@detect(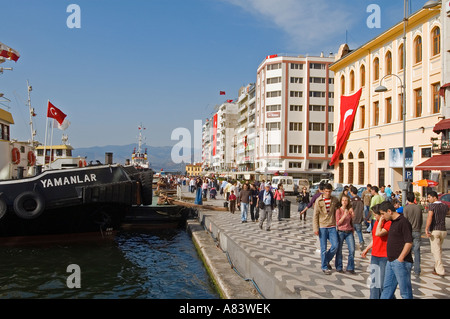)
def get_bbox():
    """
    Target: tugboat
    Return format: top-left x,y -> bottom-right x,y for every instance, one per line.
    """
0,93 -> 153,239
130,124 -> 149,170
